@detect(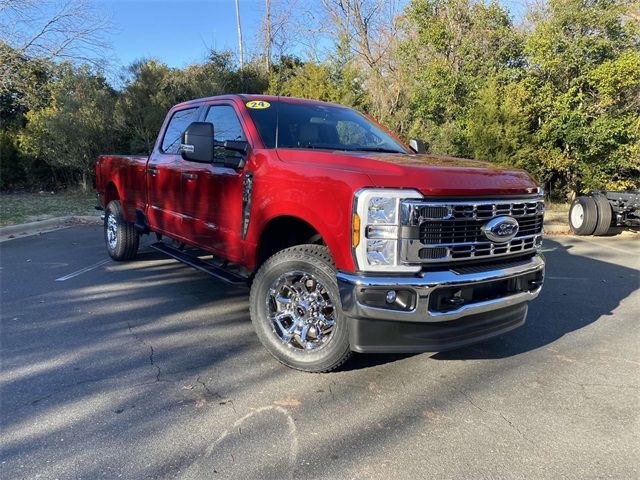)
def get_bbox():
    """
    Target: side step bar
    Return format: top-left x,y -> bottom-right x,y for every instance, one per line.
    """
150,242 -> 247,287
